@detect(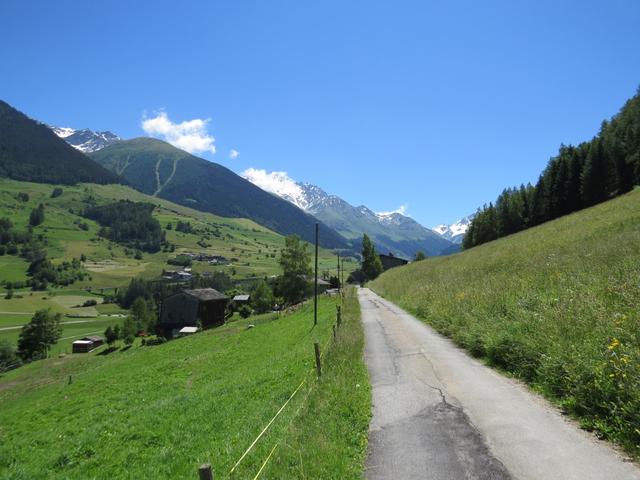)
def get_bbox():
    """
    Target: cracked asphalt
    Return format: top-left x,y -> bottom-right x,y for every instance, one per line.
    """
360,288 -> 640,480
